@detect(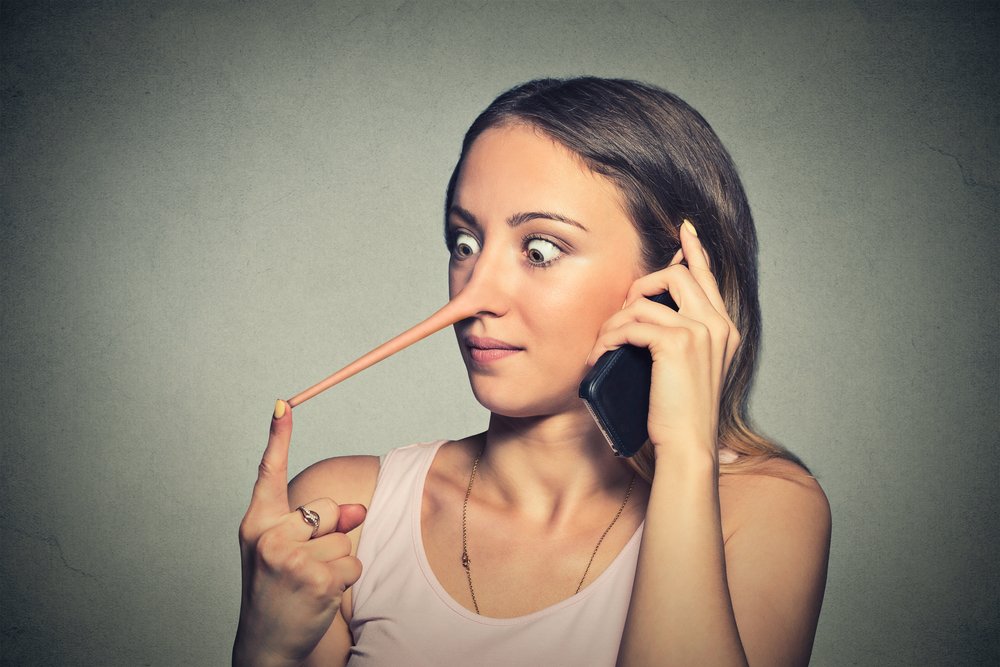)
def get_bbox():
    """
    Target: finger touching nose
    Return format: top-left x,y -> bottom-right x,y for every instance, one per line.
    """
250,399 -> 293,514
